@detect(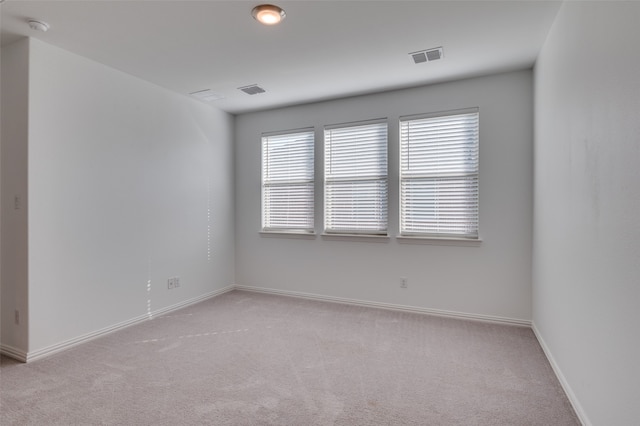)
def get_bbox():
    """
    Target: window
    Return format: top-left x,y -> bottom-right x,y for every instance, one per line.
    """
400,109 -> 479,238
262,129 -> 315,233
324,120 -> 388,234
